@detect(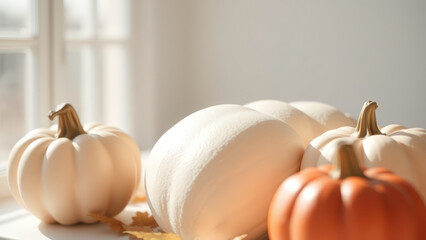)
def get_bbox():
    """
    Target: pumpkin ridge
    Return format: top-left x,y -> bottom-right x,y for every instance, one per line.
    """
368,176 -> 424,239
371,174 -> 426,237
289,172 -> 331,238
94,134 -> 119,217
312,129 -> 352,149
178,119 -> 302,239
389,131 -> 423,161
339,177 -> 389,239
71,138 -> 87,223
382,133 -> 424,200
8,134 -> 53,207
19,138 -> 56,223
390,128 -> 426,139
162,106 -> 276,235
72,134 -> 114,223
291,177 -> 343,240
162,106 -> 253,229
110,131 -> 142,194
268,169 -> 326,239
95,132 -> 139,217
42,138 -> 79,225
